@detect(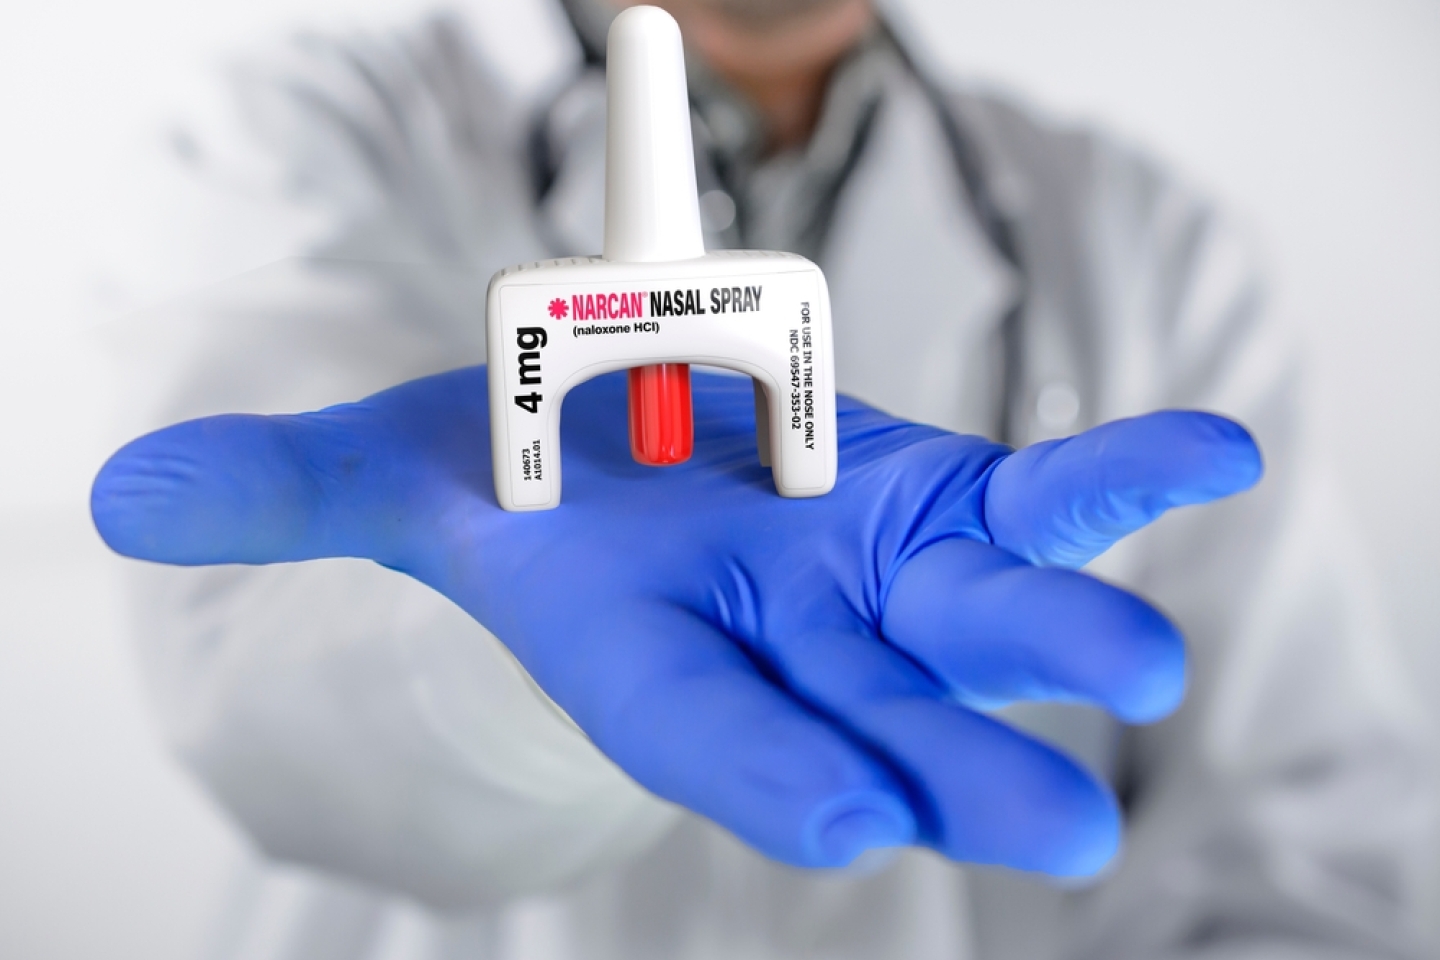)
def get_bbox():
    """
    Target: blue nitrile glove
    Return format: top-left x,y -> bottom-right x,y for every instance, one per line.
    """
92,367 -> 1261,876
